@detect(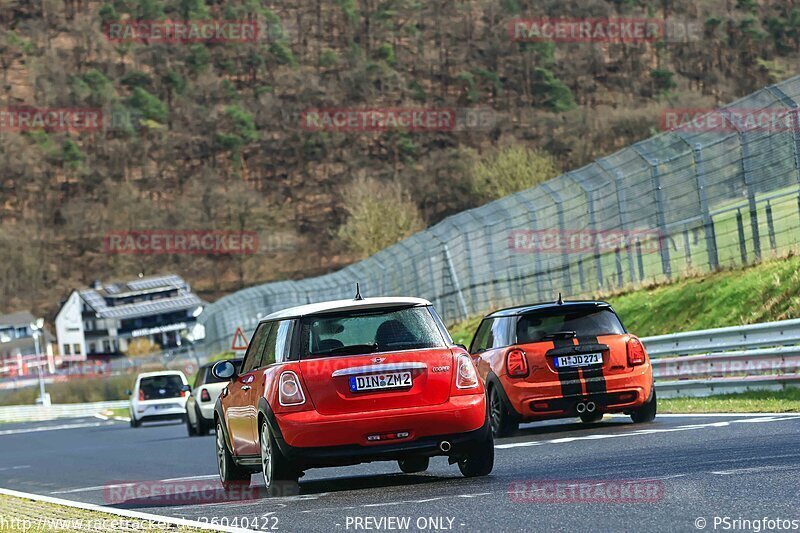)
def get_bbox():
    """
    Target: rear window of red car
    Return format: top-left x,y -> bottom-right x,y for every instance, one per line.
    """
515,308 -> 625,343
298,306 -> 447,359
